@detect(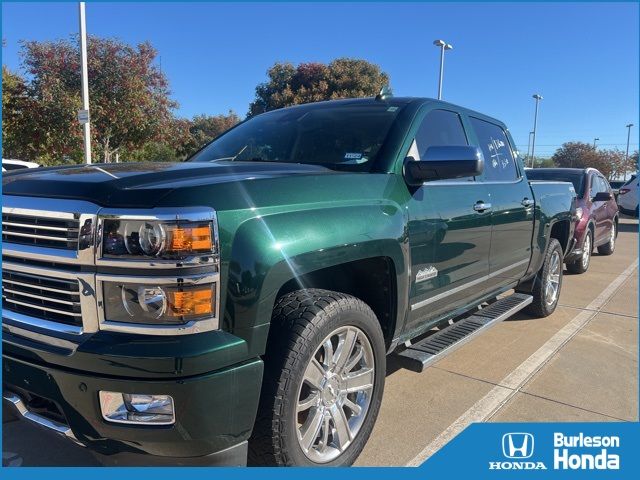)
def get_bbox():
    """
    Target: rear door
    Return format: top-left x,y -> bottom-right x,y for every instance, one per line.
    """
591,174 -> 614,244
405,108 -> 492,332
467,116 -> 534,291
